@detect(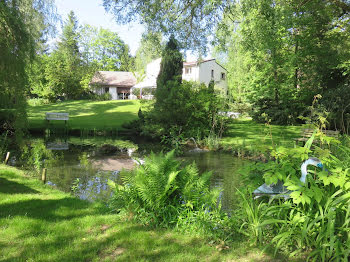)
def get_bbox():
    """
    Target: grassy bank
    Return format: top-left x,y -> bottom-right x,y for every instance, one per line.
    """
0,165 -> 281,262
220,118 -> 303,152
27,100 -> 140,131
